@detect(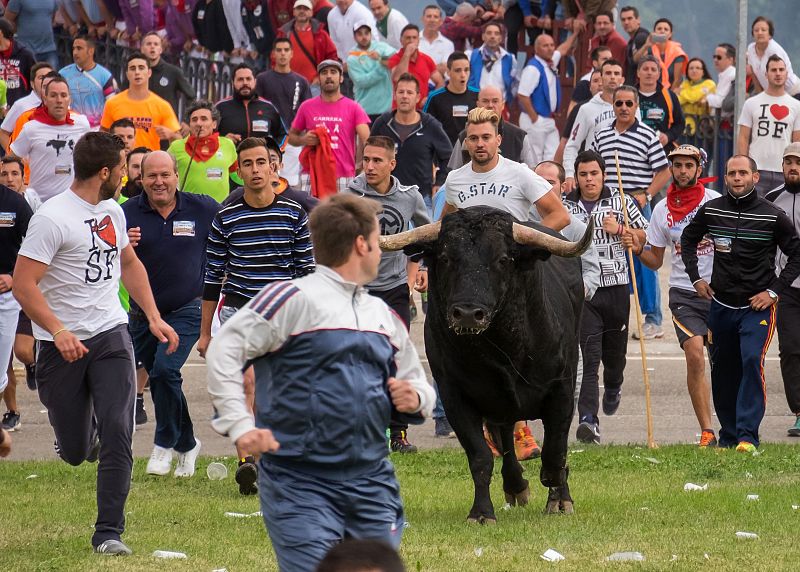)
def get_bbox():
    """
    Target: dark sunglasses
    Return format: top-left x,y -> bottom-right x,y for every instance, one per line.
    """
614,100 -> 635,108
712,55 -> 724,60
